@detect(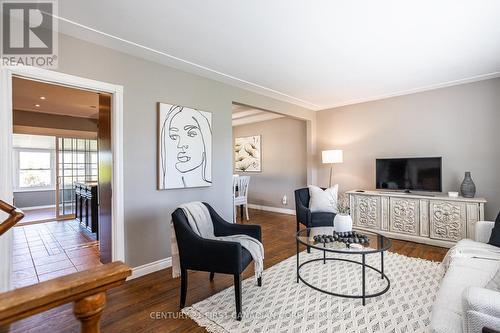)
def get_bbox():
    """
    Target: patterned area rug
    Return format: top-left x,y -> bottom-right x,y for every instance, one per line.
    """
183,250 -> 444,333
